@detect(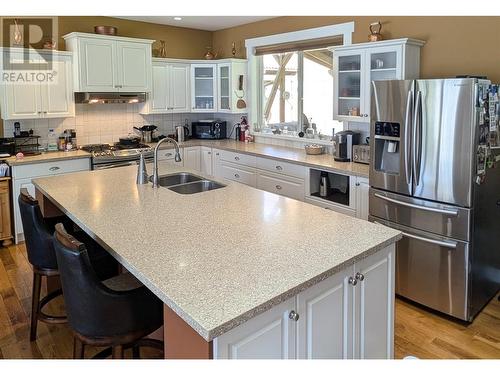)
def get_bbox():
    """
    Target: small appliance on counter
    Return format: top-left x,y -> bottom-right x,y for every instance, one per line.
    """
353,138 -> 370,164
192,120 -> 227,140
175,125 -> 190,142
133,125 -> 157,143
332,130 -> 360,162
